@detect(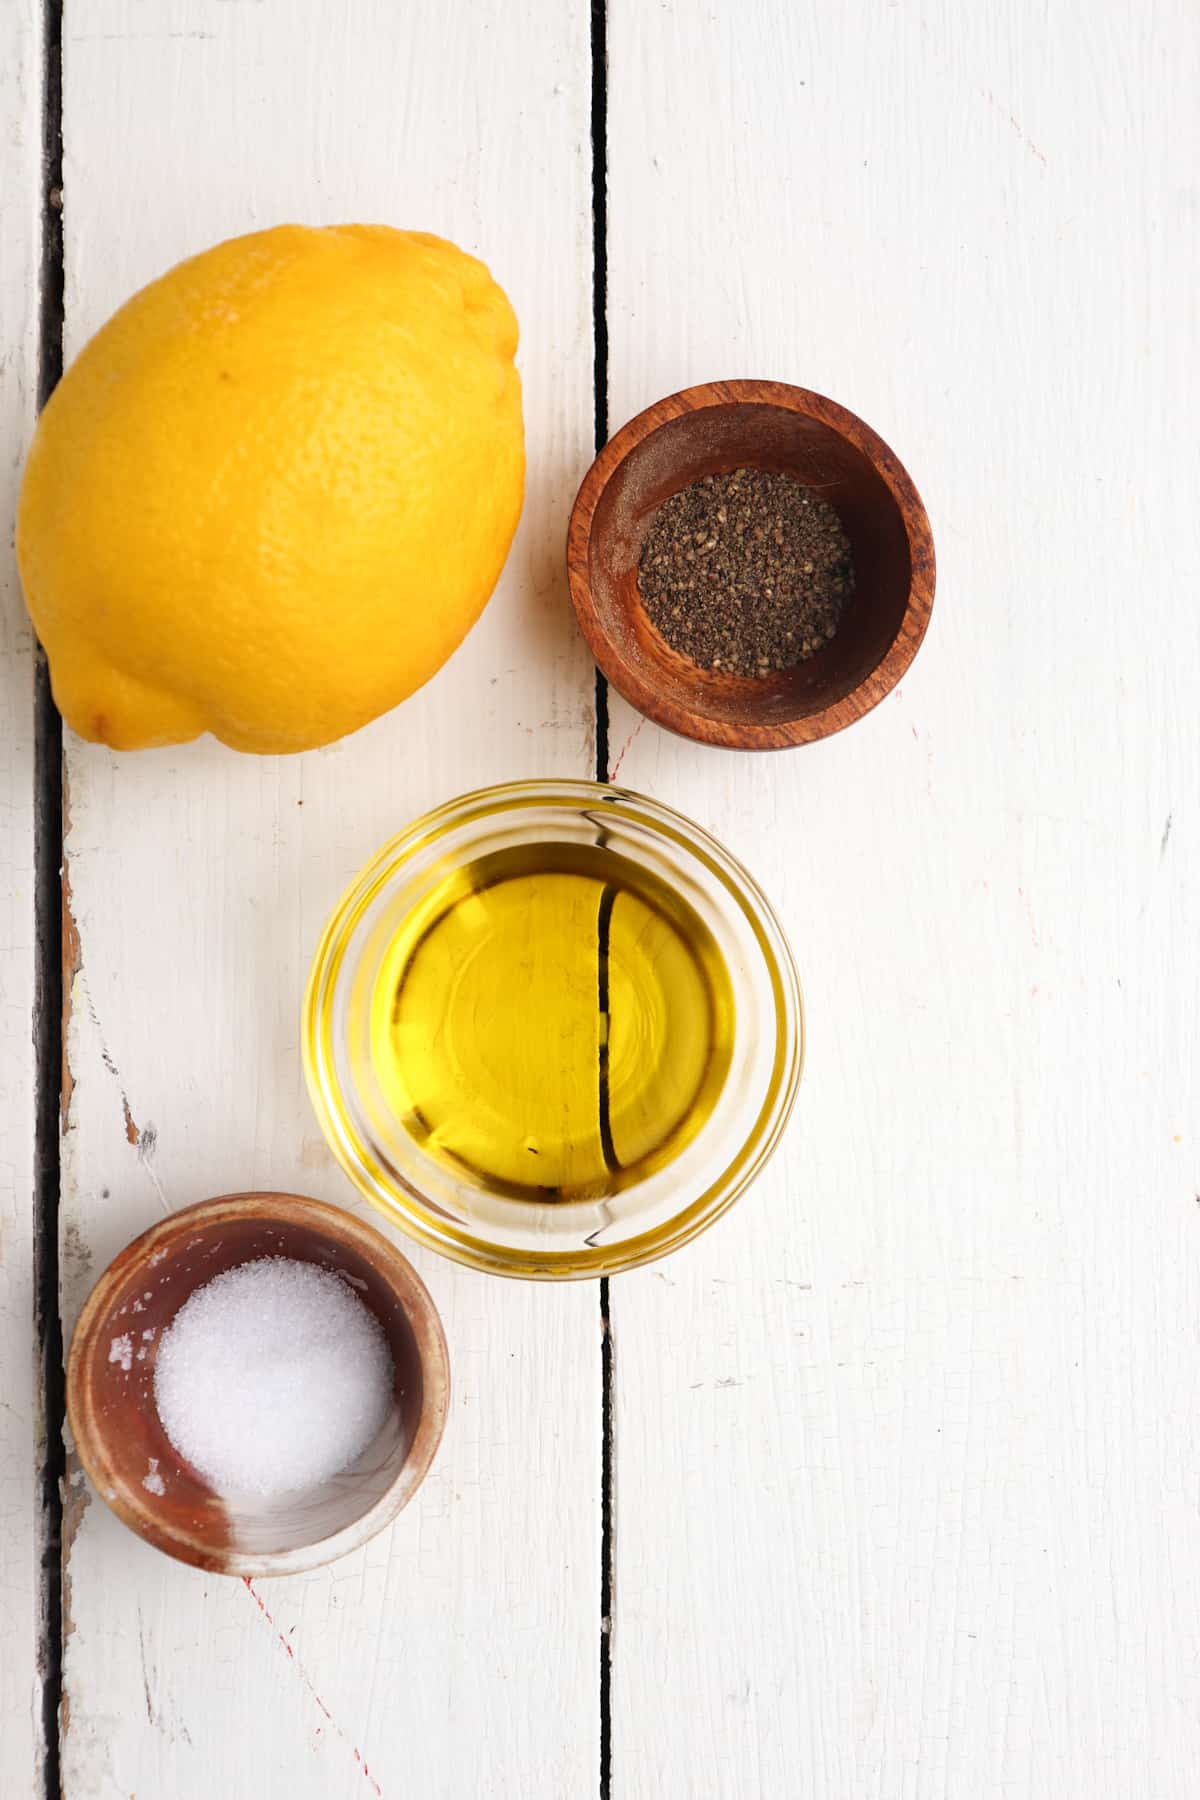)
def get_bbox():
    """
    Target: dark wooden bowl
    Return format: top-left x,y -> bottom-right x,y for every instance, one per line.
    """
66,1192 -> 450,1576
566,380 -> 935,750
